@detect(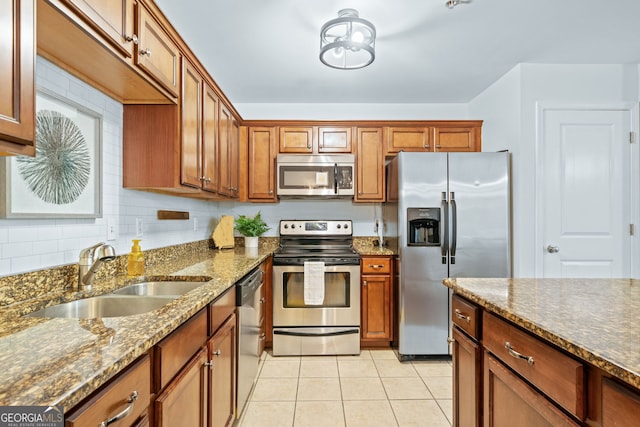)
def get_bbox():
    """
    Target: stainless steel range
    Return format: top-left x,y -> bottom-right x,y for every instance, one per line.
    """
272,220 -> 361,356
